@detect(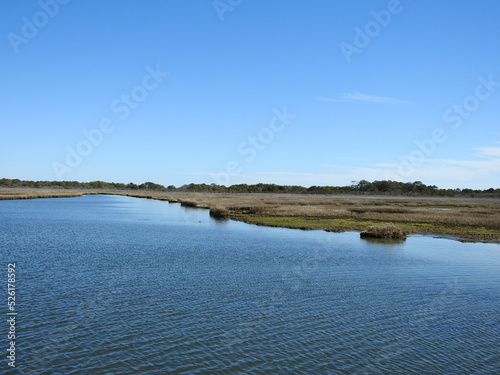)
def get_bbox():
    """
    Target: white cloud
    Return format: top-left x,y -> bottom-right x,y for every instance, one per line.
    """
259,171 -> 348,186
317,92 -> 407,104
374,162 -> 399,168
263,171 -> 344,179
356,143 -> 500,188
442,158 -> 500,172
196,143 -> 500,189
473,145 -> 500,158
